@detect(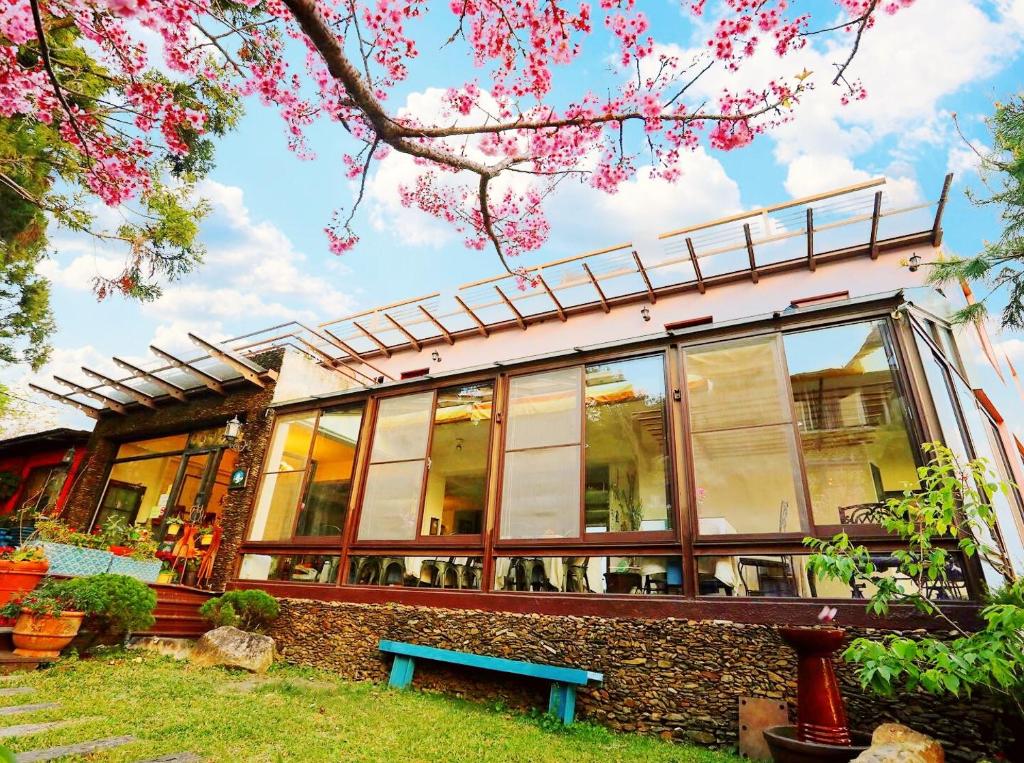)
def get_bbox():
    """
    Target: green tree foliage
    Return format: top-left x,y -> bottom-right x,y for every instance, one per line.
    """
930,96 -> 1024,328
805,443 -> 1023,721
0,18 -> 241,376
